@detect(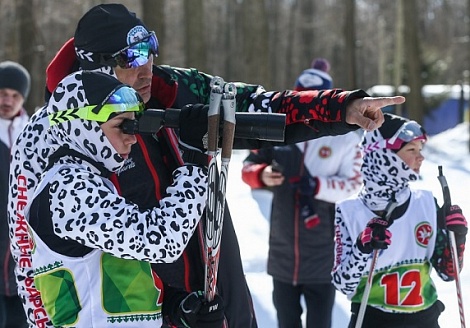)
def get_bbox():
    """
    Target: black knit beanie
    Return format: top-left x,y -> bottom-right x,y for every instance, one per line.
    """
0,61 -> 31,99
74,3 -> 151,70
